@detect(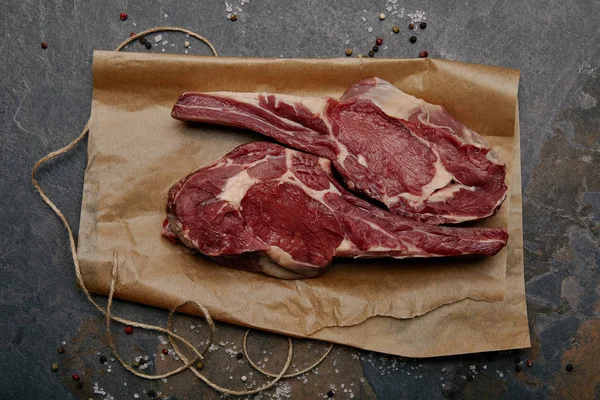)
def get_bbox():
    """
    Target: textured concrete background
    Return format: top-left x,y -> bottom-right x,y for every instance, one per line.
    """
1,0 -> 599,399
